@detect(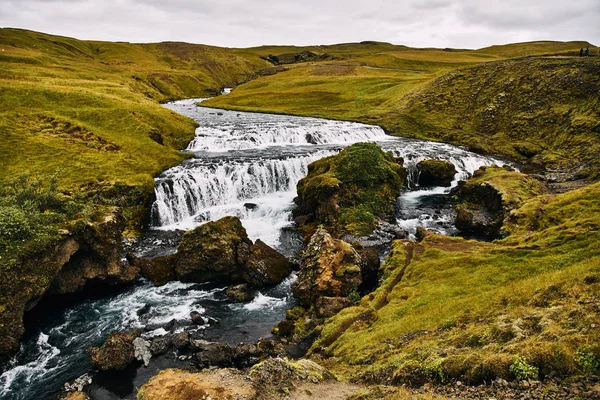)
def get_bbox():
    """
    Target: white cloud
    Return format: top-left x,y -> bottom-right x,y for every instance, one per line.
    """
0,0 -> 598,48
